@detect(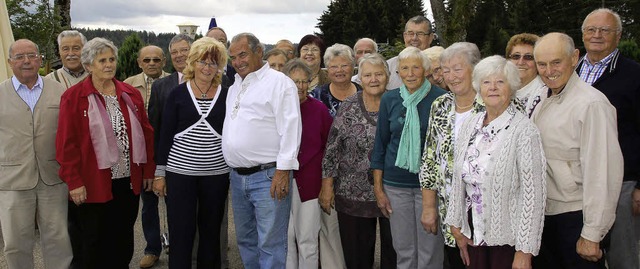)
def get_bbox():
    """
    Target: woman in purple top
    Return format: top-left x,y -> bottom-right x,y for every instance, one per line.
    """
282,59 -> 333,268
